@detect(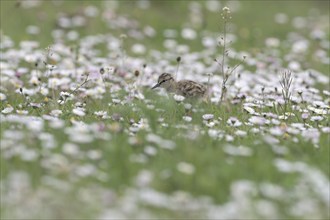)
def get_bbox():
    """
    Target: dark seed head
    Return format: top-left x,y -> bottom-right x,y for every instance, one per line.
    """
100,68 -> 105,75
176,56 -> 181,62
134,70 -> 140,77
